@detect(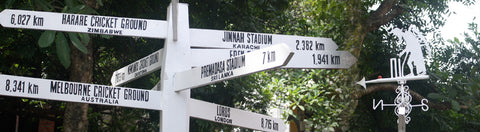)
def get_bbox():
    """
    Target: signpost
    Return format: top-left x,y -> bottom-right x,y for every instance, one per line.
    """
189,99 -> 286,132
191,48 -> 357,69
174,43 -> 294,91
158,3 -> 191,132
0,9 -> 168,39
189,28 -> 357,69
0,1 -> 360,131
0,74 -> 162,110
111,49 -> 163,86
190,28 -> 338,51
